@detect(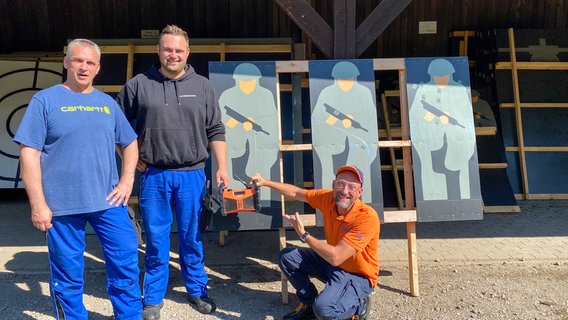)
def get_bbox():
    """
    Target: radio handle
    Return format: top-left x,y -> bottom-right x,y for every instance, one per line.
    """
252,179 -> 261,212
